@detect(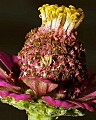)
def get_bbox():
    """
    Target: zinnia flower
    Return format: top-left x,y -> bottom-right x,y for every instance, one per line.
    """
0,4 -> 96,120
